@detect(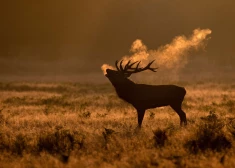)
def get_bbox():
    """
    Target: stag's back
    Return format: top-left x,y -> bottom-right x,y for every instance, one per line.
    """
129,84 -> 186,109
